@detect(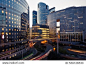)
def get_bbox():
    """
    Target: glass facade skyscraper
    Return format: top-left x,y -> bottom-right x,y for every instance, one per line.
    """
47,6 -> 86,40
0,0 -> 30,60
33,11 -> 37,25
37,2 -> 49,25
0,0 -> 29,43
